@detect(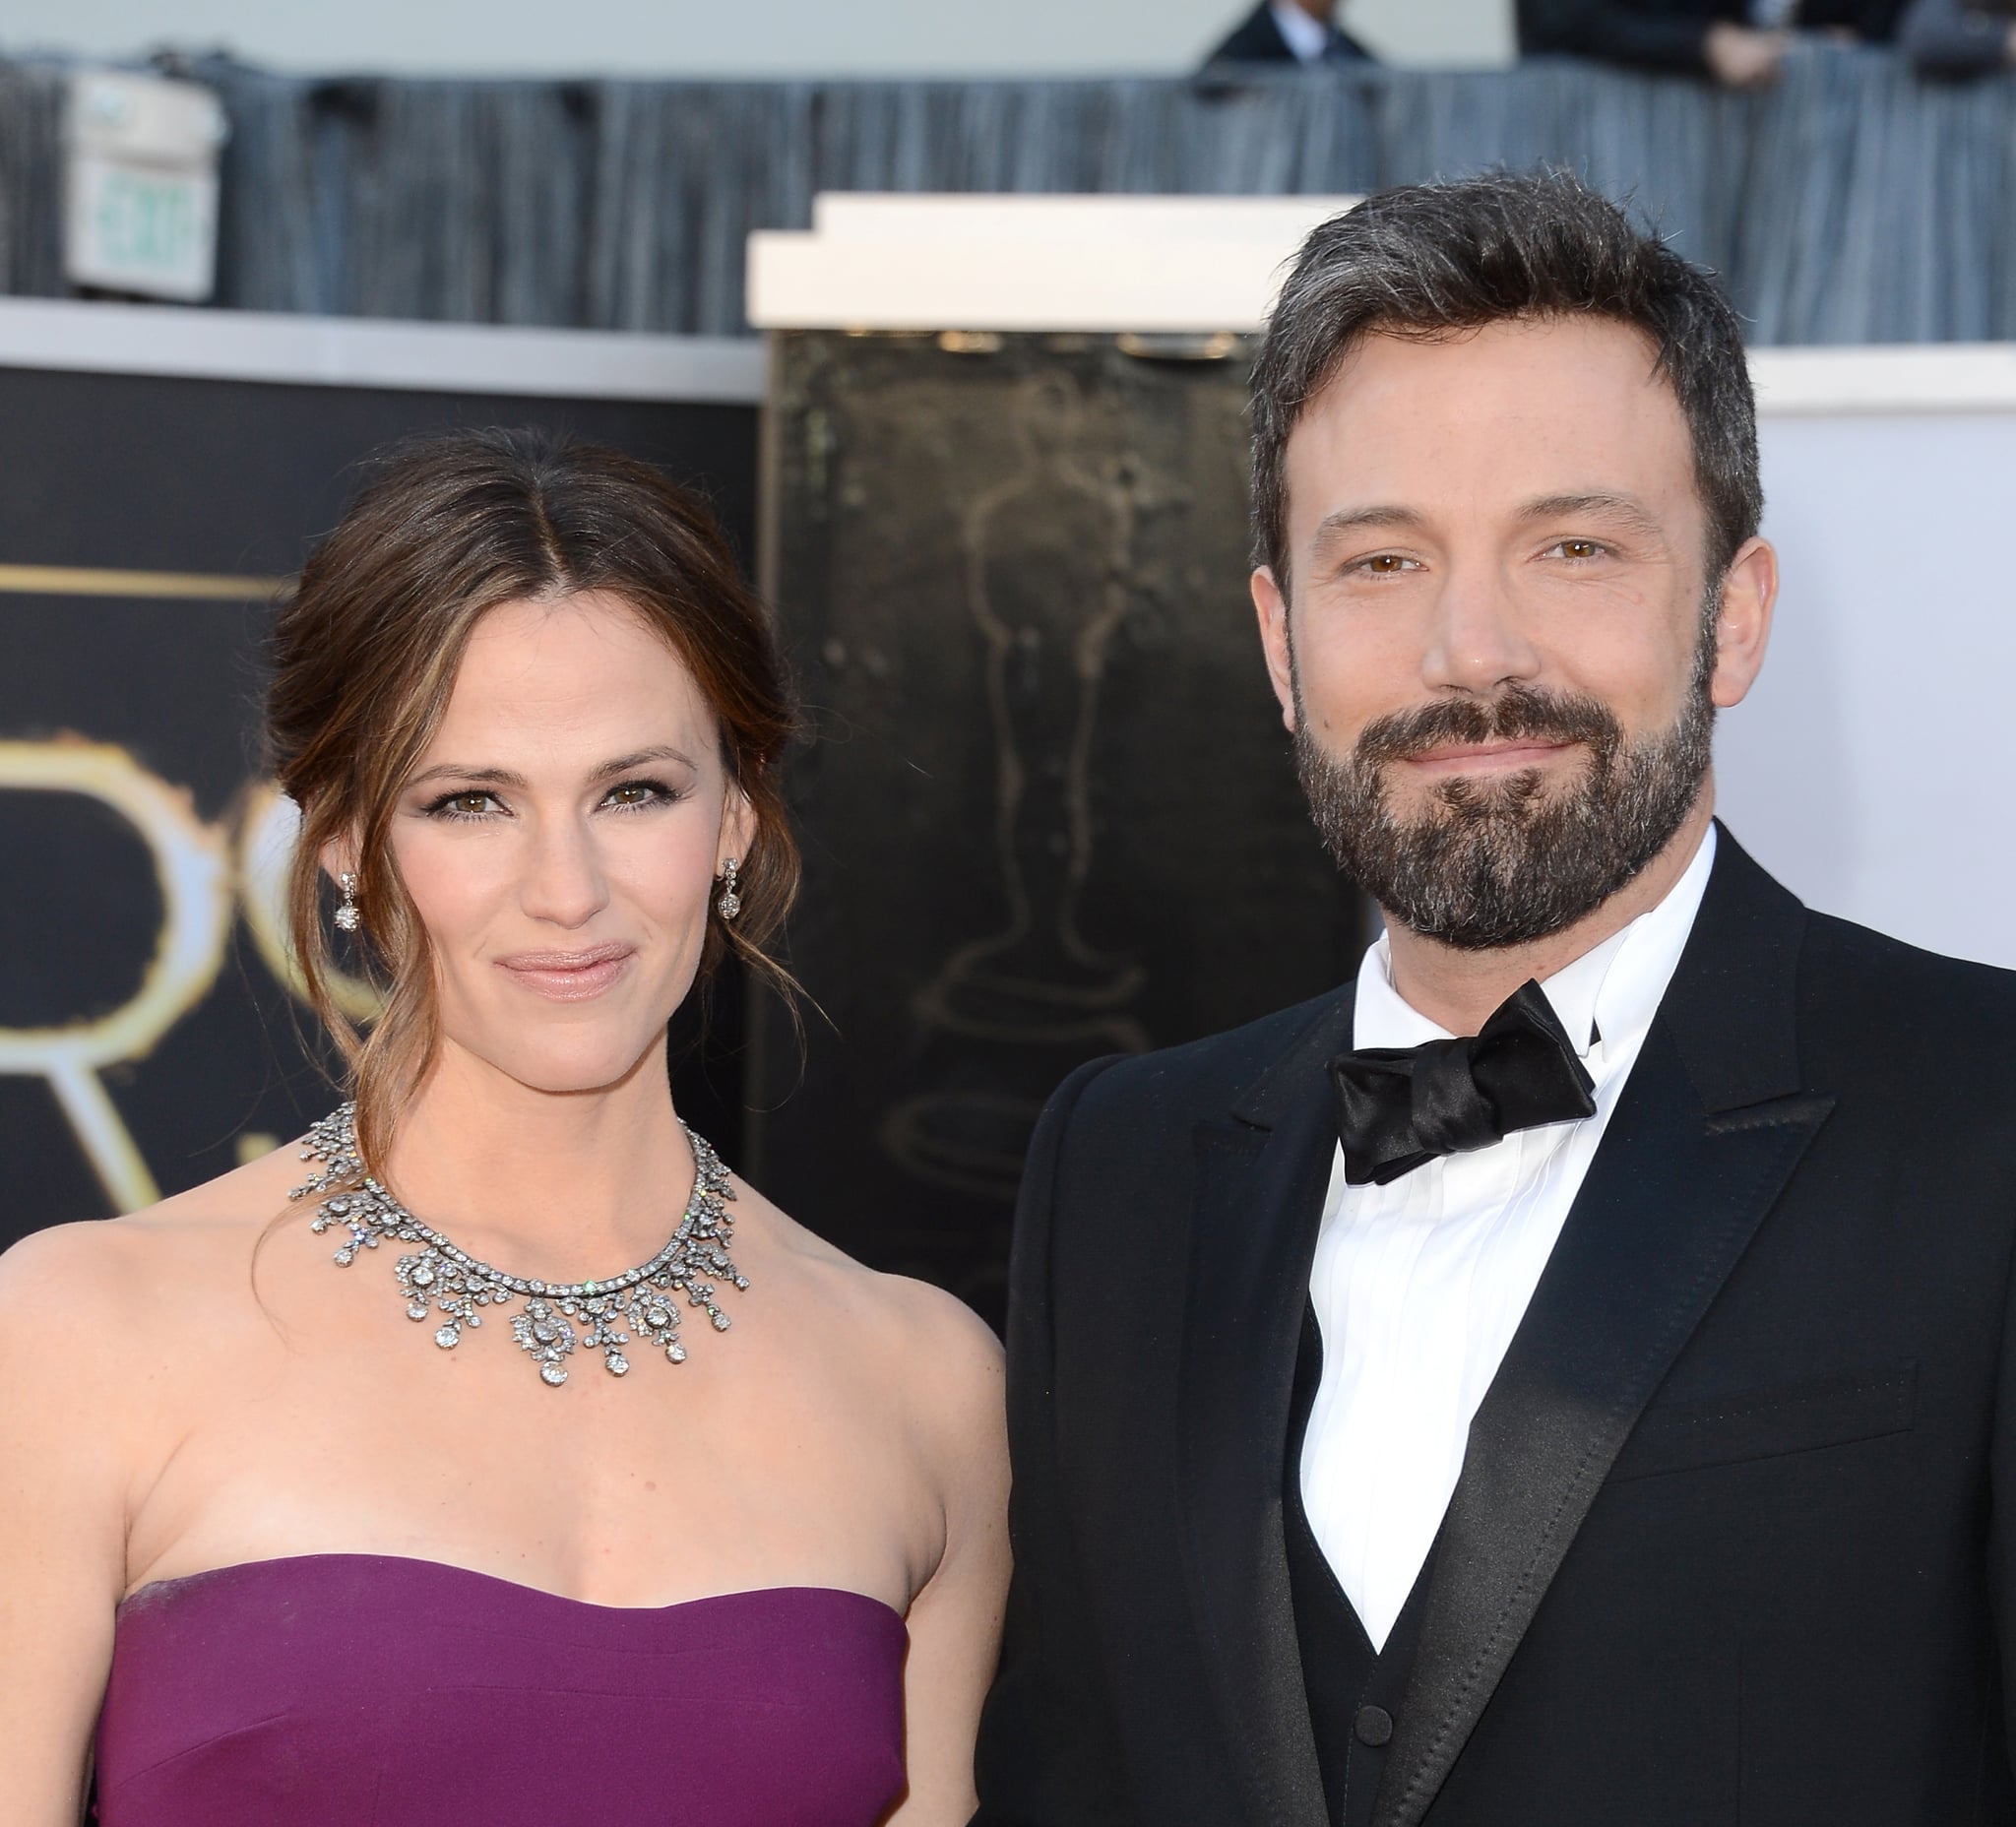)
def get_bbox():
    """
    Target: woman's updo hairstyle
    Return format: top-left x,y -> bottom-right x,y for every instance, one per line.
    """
267,427 -> 797,1168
